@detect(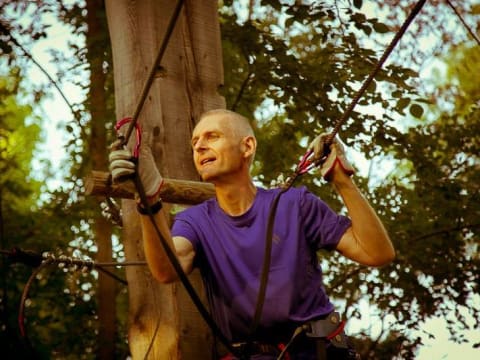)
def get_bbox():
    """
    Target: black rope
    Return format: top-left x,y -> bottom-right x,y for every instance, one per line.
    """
121,0 -> 185,147
114,0 -> 238,355
18,258 -> 54,340
325,0 -> 427,146
2,247 -> 144,344
0,20 -> 81,123
248,175 -> 301,337
134,177 -> 237,355
249,0 -> 429,347
445,0 -> 480,46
